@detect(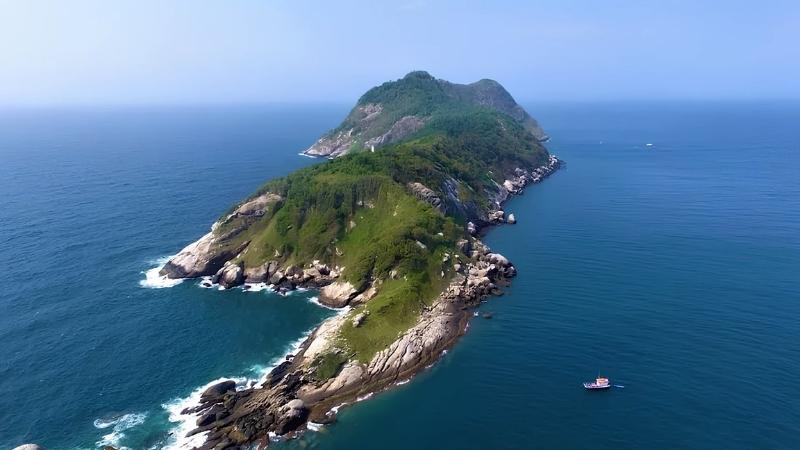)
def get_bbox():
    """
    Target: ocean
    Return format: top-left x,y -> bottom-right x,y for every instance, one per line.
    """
1,101 -> 798,449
